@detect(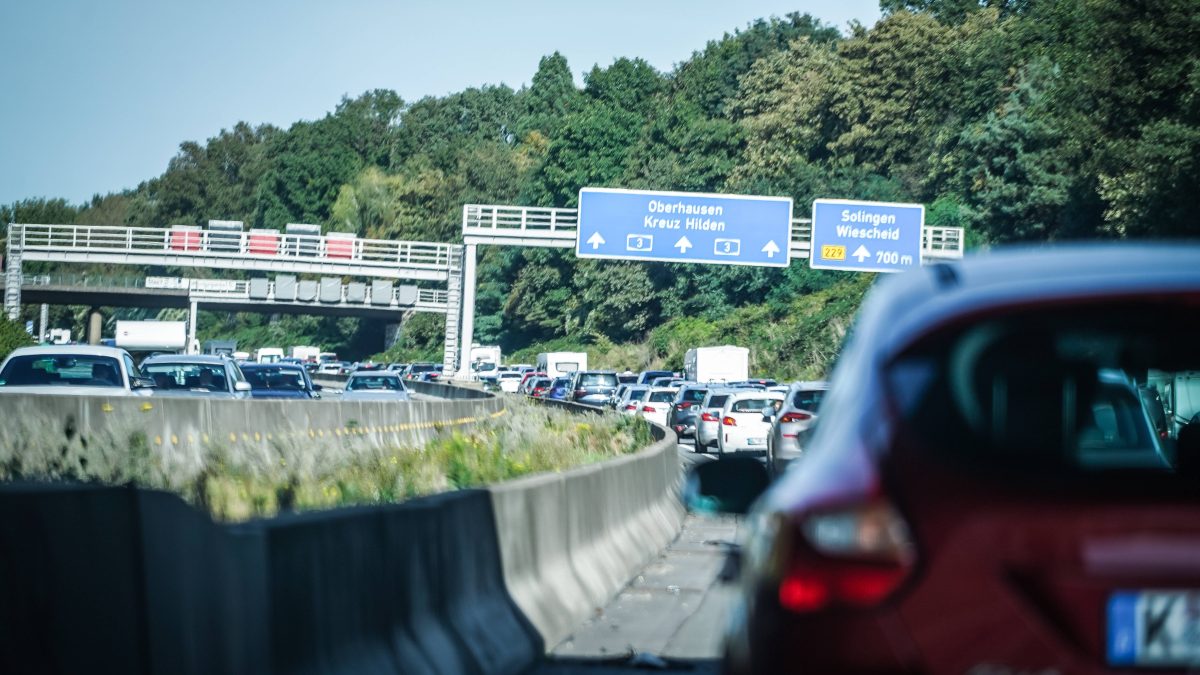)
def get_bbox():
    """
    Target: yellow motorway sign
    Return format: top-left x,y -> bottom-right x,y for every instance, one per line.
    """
821,245 -> 846,261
